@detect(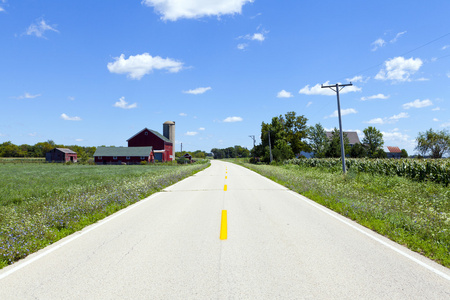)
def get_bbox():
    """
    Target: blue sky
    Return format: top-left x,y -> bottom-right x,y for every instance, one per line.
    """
1,1 -> 449,154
